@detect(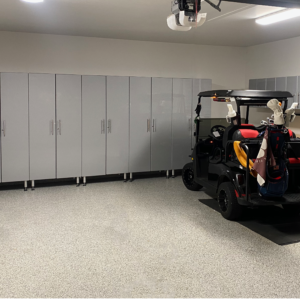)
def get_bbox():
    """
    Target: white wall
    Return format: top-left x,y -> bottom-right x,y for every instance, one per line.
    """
245,36 -> 300,133
0,31 -> 246,118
